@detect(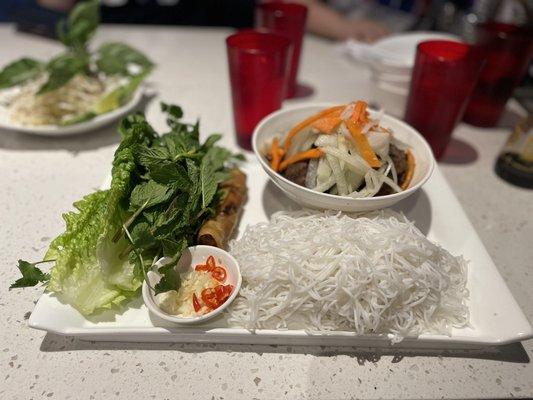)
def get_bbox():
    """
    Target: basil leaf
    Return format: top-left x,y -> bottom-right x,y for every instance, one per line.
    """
0,58 -> 42,89
96,42 -> 154,76
57,0 -> 99,50
38,53 -> 87,94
